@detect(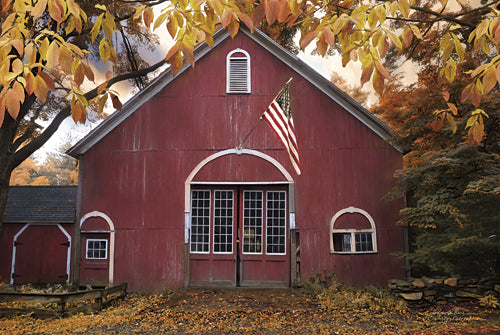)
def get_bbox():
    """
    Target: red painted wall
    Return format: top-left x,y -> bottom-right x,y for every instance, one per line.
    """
0,223 -> 74,284
79,32 -> 405,291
